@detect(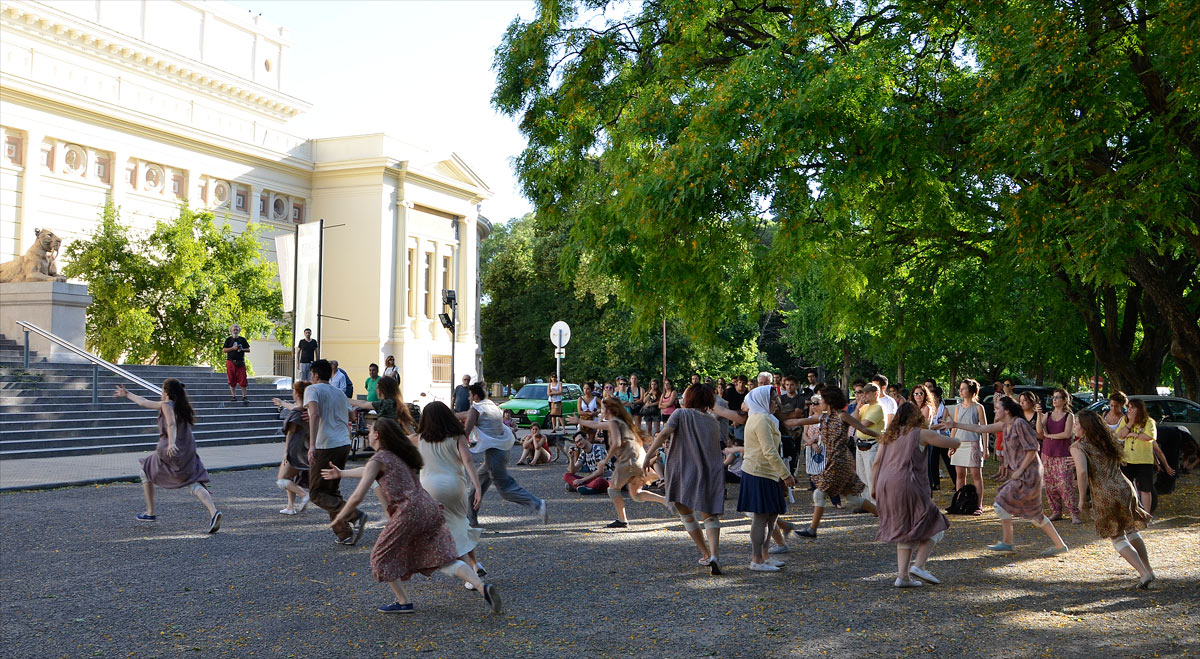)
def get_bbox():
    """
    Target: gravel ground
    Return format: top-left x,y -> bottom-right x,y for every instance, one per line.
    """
1,447 -> 1197,658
